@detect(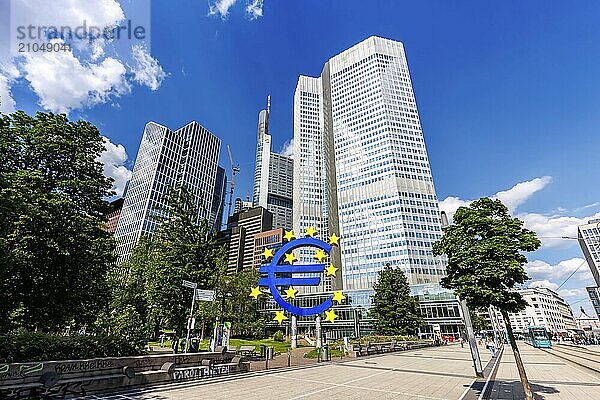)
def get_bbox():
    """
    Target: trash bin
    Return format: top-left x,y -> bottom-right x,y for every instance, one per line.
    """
260,344 -> 266,358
